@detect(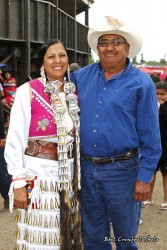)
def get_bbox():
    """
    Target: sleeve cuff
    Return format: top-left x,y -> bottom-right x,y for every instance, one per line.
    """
12,179 -> 27,189
137,169 -> 155,184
